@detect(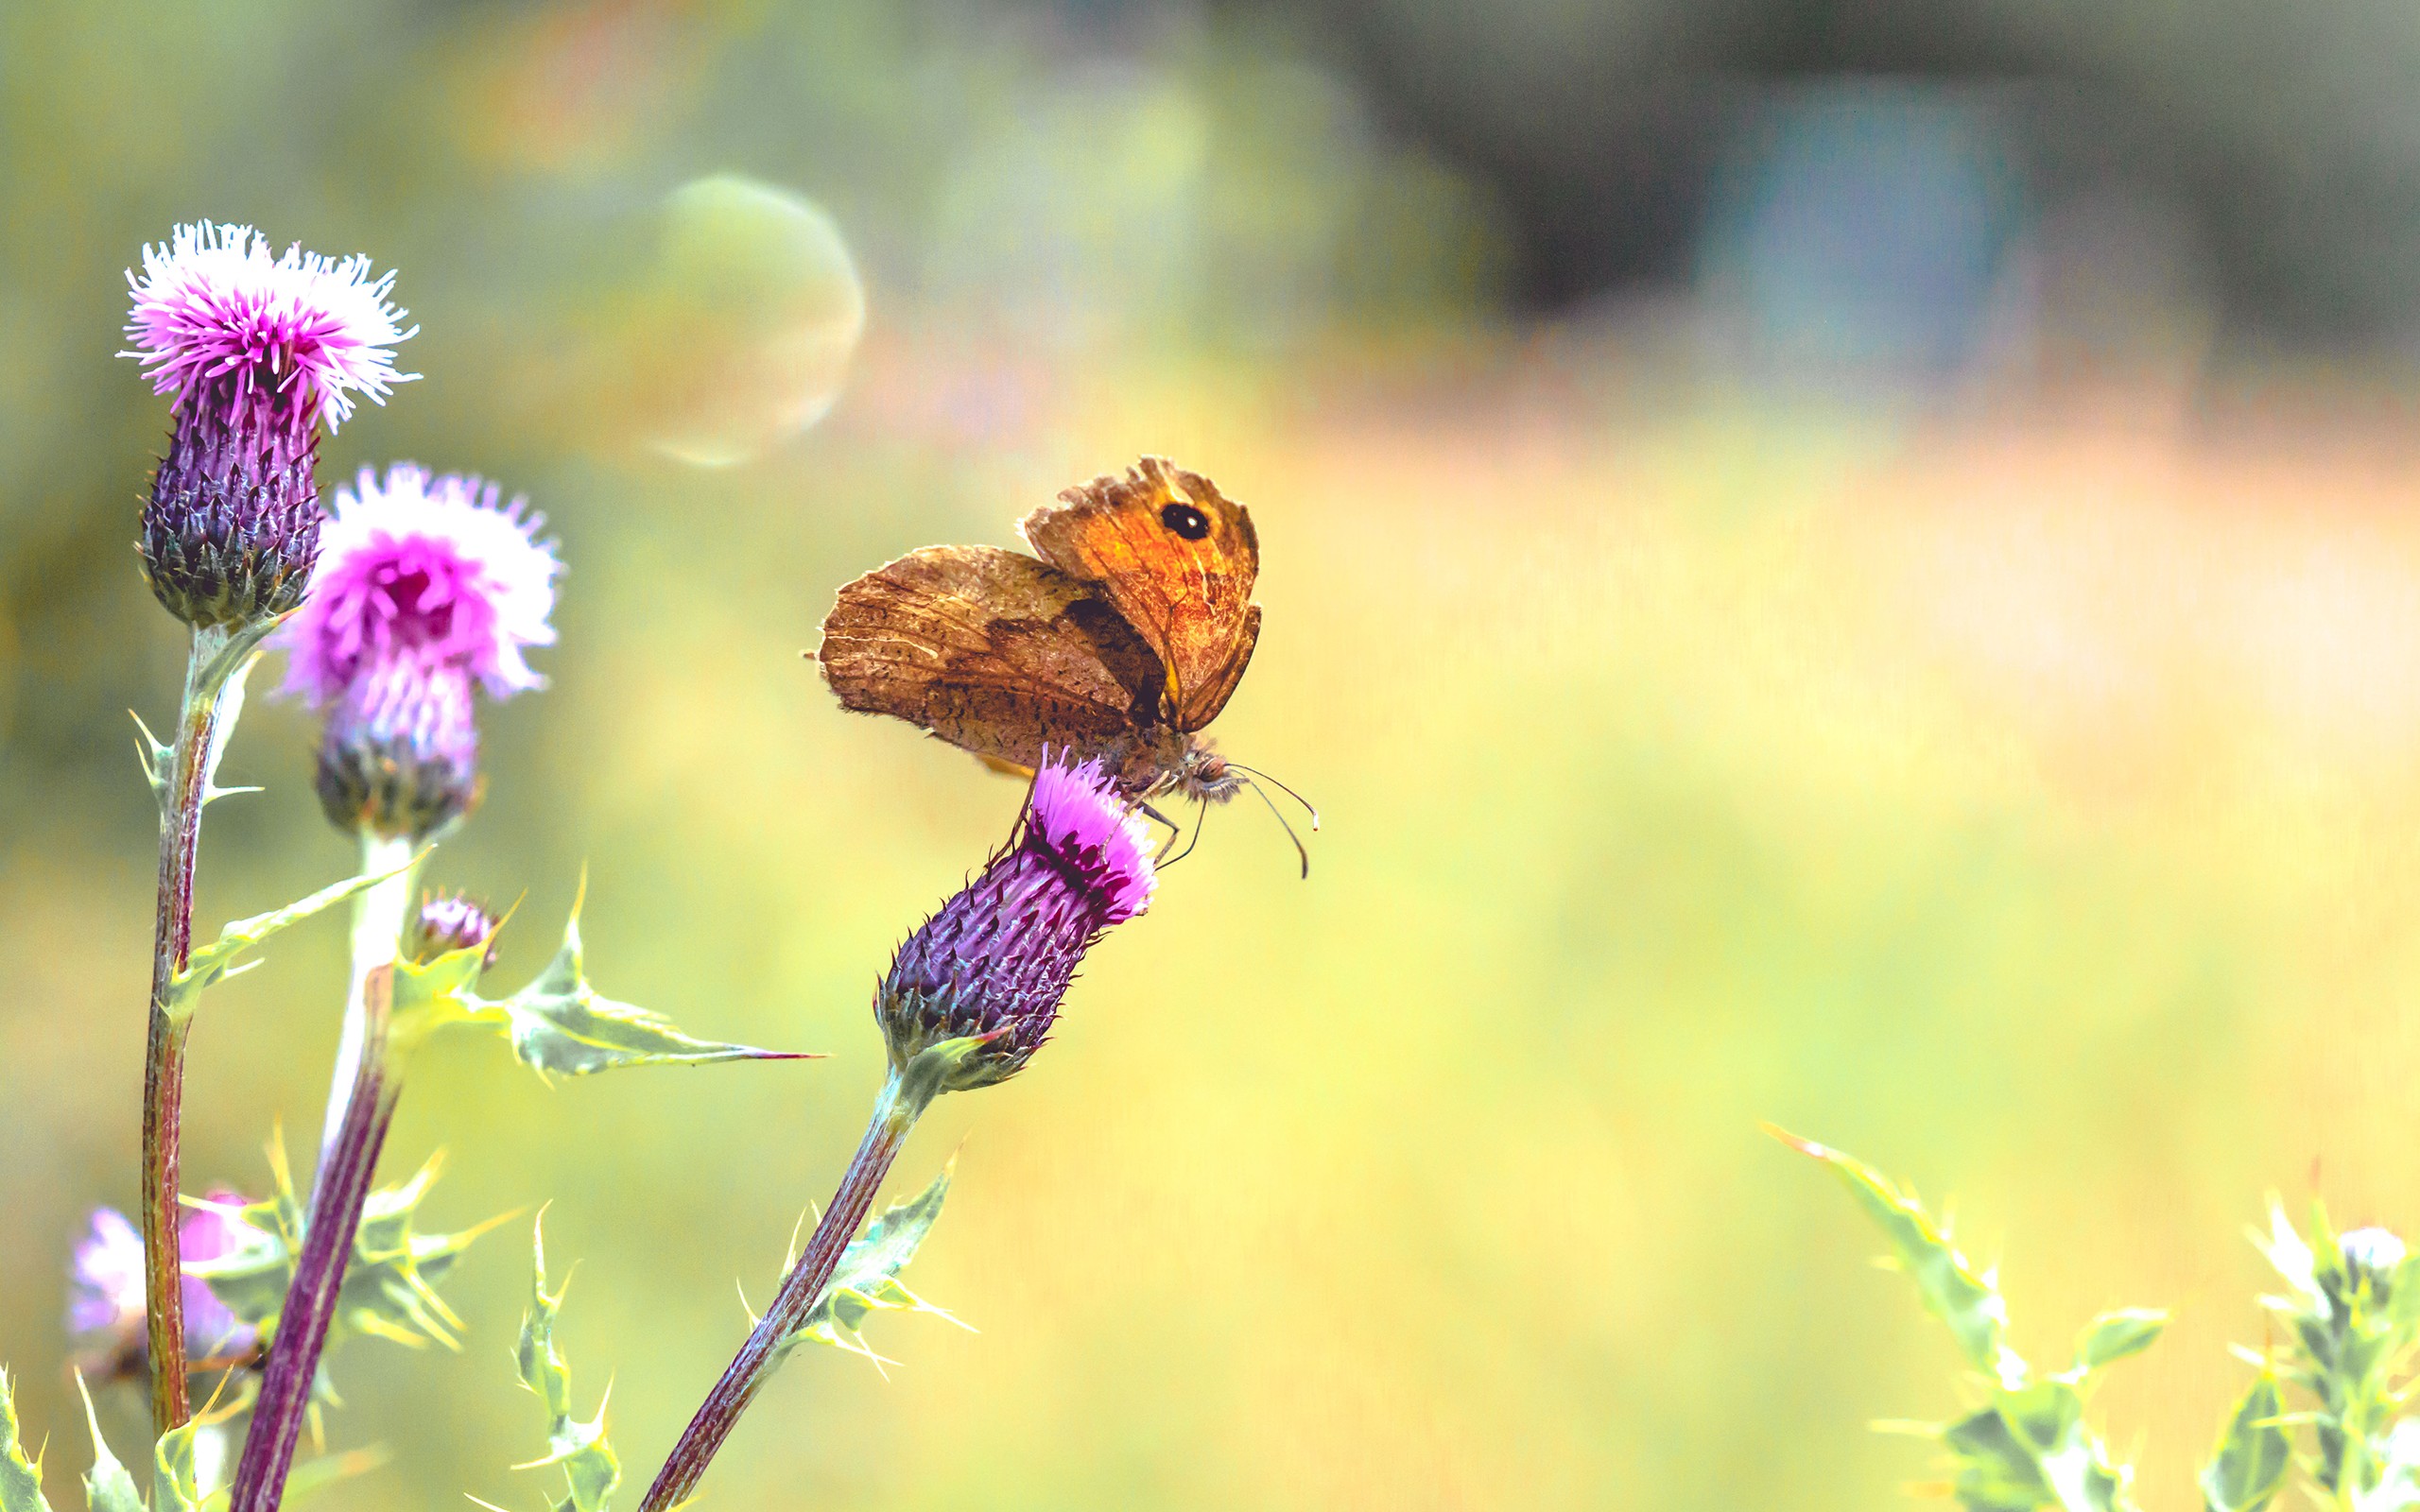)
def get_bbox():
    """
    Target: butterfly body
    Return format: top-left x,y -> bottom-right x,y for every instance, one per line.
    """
819,457 -> 1261,804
